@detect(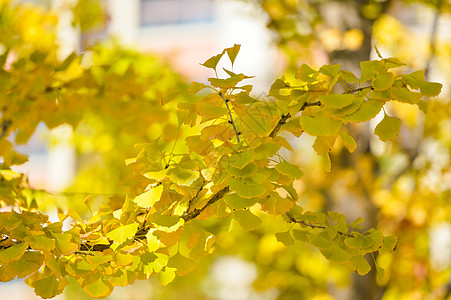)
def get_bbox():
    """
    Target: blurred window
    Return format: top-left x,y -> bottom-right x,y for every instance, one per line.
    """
140,0 -> 214,26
